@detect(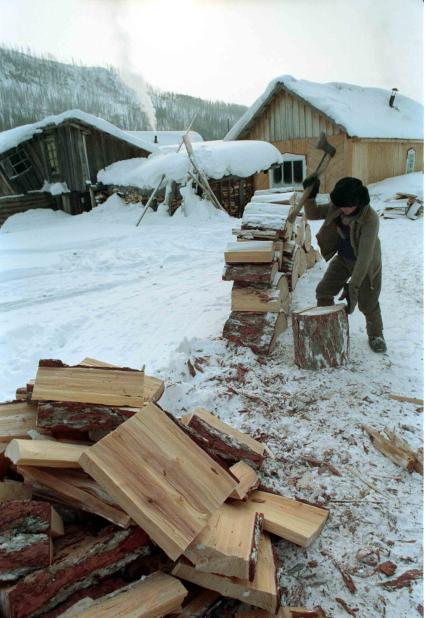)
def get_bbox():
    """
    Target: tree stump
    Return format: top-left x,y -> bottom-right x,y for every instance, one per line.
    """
292,304 -> 349,369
